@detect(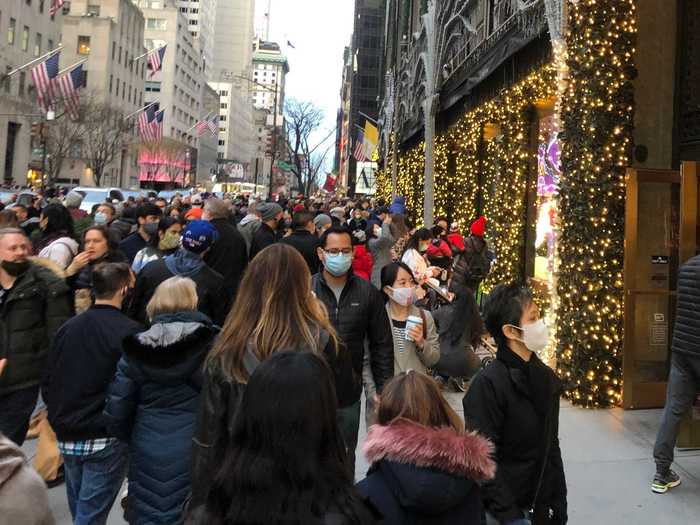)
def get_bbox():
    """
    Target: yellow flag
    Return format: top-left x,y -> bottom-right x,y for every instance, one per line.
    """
364,121 -> 379,147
